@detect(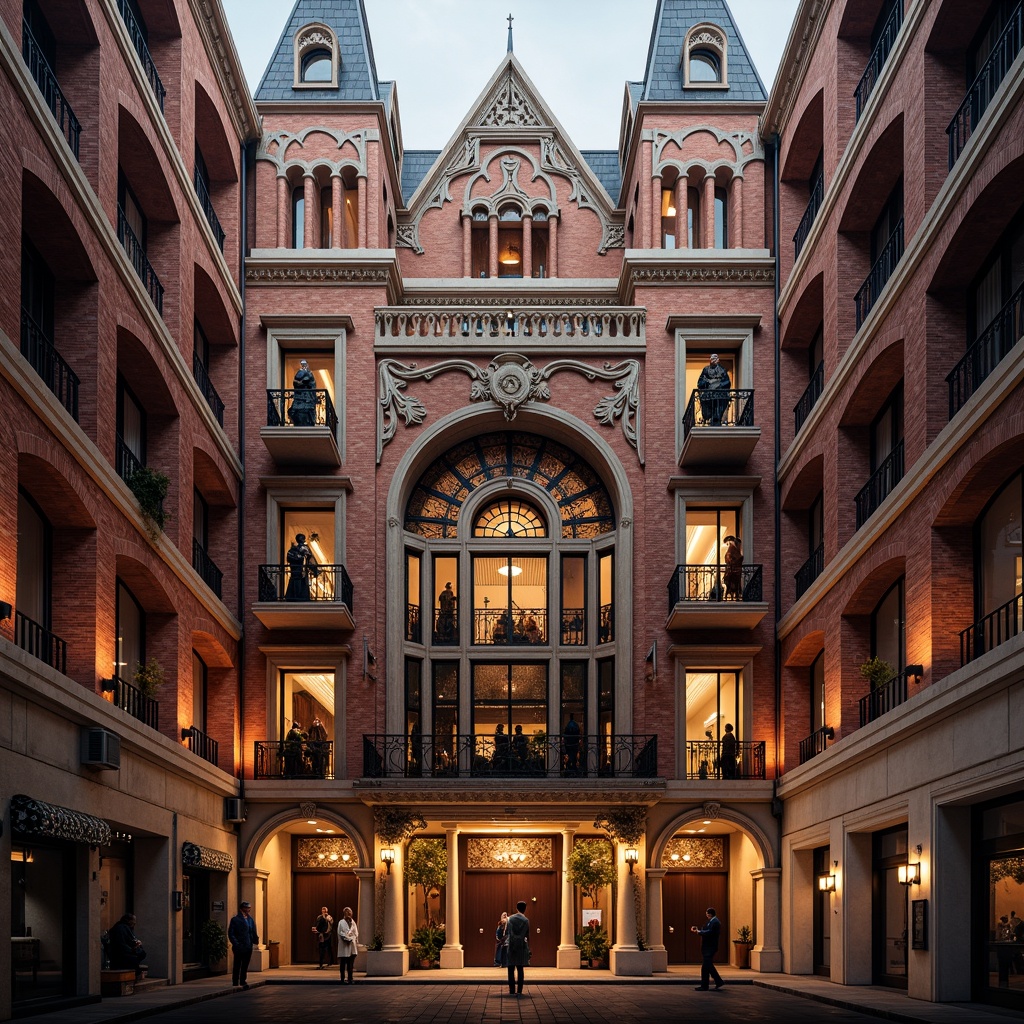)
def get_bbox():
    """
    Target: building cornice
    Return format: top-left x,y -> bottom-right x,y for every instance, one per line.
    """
350,780 -> 667,805
245,250 -> 402,302
620,251 -> 775,301
259,315 -> 355,331
666,313 -> 762,330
